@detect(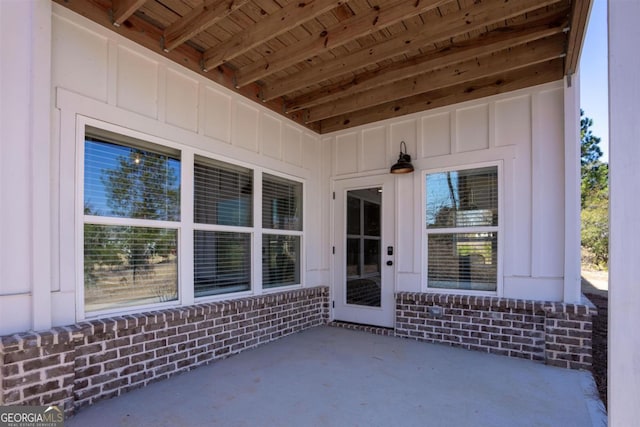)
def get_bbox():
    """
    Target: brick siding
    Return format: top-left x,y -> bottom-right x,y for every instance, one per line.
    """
0,286 -> 329,415
395,292 -> 596,369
